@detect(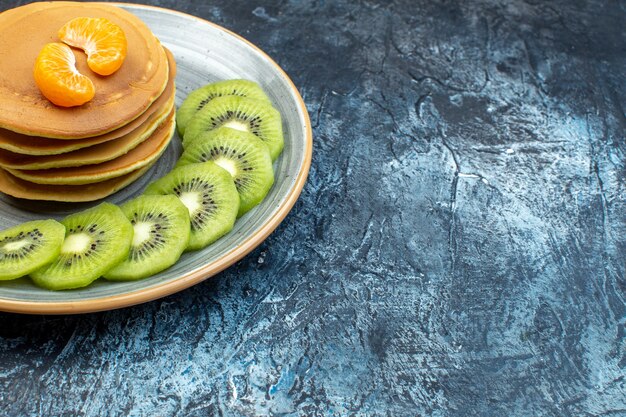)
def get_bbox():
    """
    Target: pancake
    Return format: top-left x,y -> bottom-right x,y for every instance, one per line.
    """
0,48 -> 177,156
0,101 -> 175,170
7,114 -> 175,185
0,163 -> 154,202
0,2 -> 169,139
